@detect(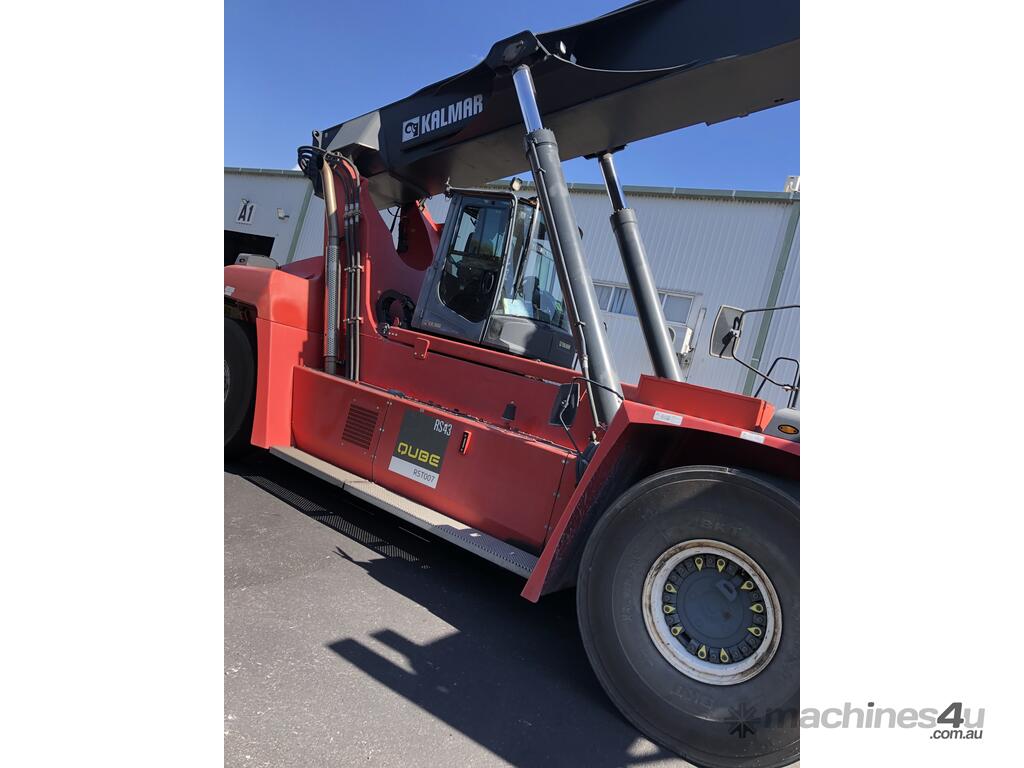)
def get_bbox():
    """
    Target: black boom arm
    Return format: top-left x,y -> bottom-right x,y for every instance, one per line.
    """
313,0 -> 799,208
